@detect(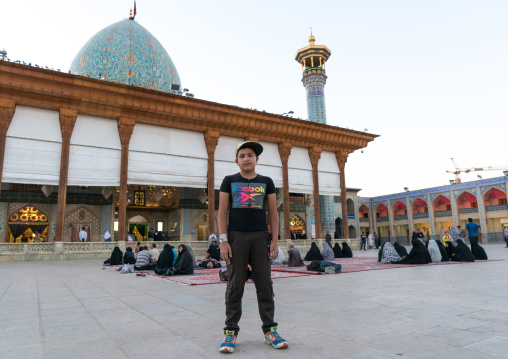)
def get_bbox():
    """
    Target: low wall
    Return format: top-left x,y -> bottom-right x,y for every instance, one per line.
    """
0,238 -> 362,262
